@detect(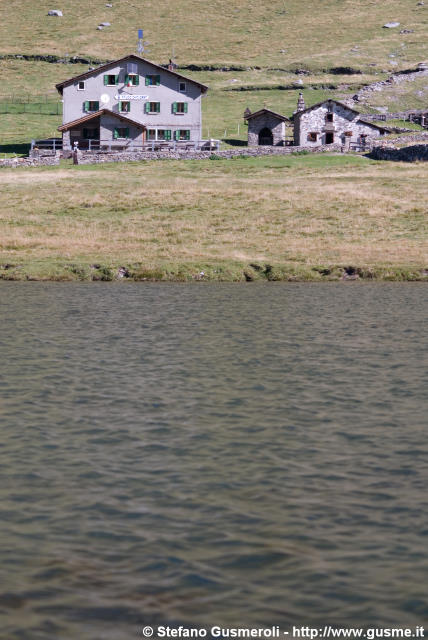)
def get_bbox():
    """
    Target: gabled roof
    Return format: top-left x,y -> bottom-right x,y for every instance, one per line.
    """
294,99 -> 361,119
357,119 -> 391,133
244,108 -> 290,122
55,54 -> 208,94
58,108 -> 146,131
